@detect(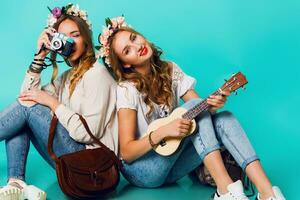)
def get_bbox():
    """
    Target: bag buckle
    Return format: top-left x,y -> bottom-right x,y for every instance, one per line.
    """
91,171 -> 99,186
